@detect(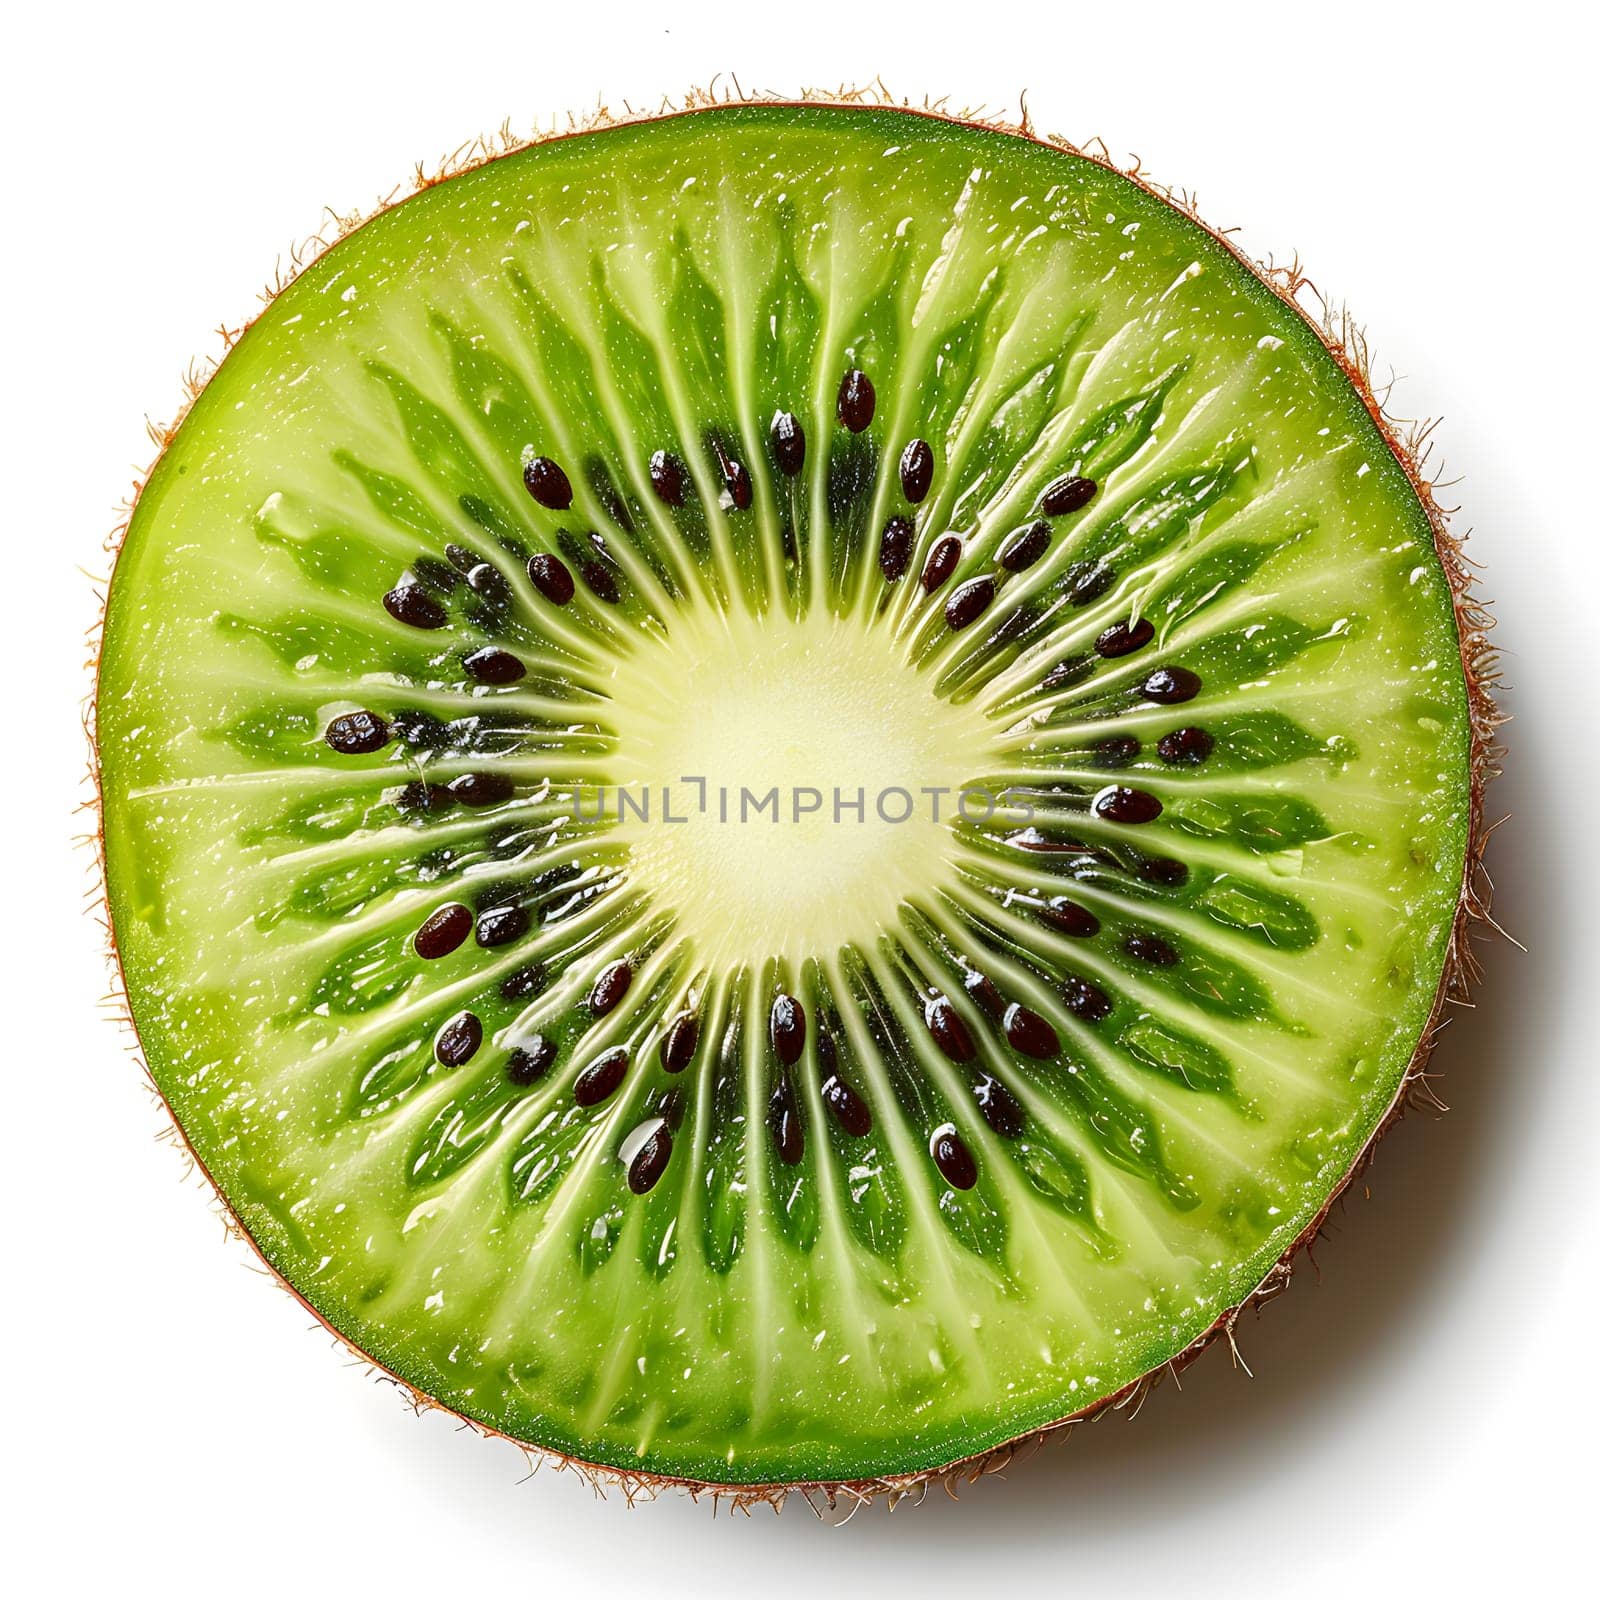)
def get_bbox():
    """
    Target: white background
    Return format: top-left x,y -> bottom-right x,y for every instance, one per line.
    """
5,2 -> 1595,1592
